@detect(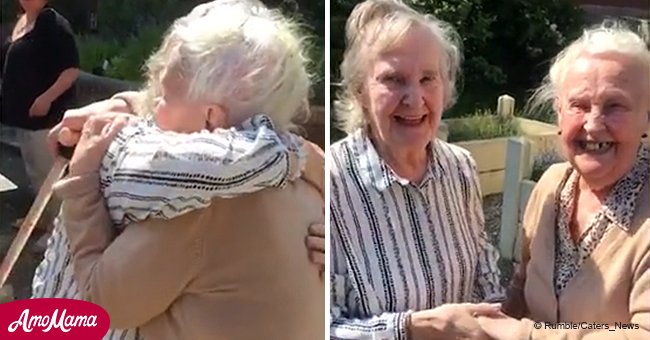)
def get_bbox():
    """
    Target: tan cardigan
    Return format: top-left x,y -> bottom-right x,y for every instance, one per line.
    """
55,173 -> 324,340
505,163 -> 650,339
